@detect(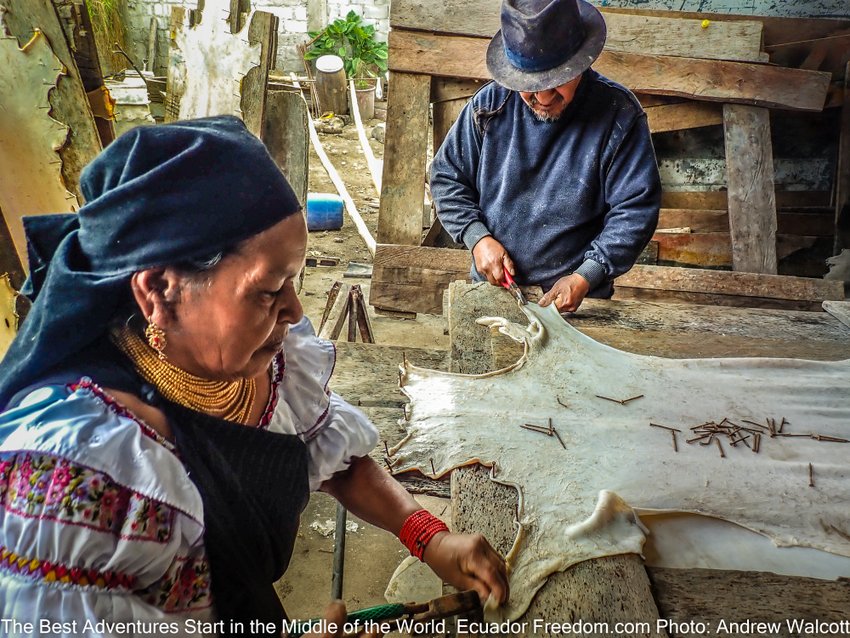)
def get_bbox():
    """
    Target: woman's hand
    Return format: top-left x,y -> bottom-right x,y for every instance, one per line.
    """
539,273 -> 590,312
472,237 -> 515,286
422,531 -> 509,606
